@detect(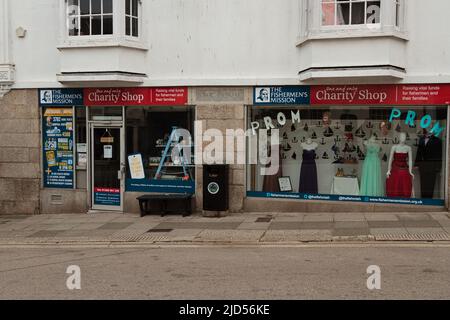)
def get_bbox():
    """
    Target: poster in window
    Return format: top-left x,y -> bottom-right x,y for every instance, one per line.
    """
42,108 -> 74,189
278,177 -> 293,192
128,154 -> 145,180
